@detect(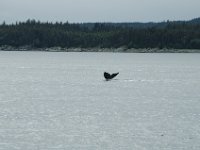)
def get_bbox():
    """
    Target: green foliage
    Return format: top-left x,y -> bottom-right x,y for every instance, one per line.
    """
0,19 -> 200,49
